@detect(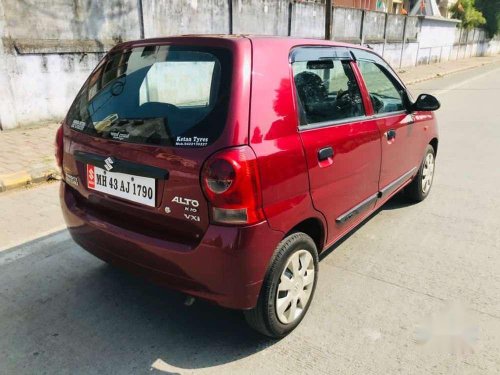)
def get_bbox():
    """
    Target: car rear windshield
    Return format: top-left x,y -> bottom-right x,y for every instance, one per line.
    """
66,45 -> 232,147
